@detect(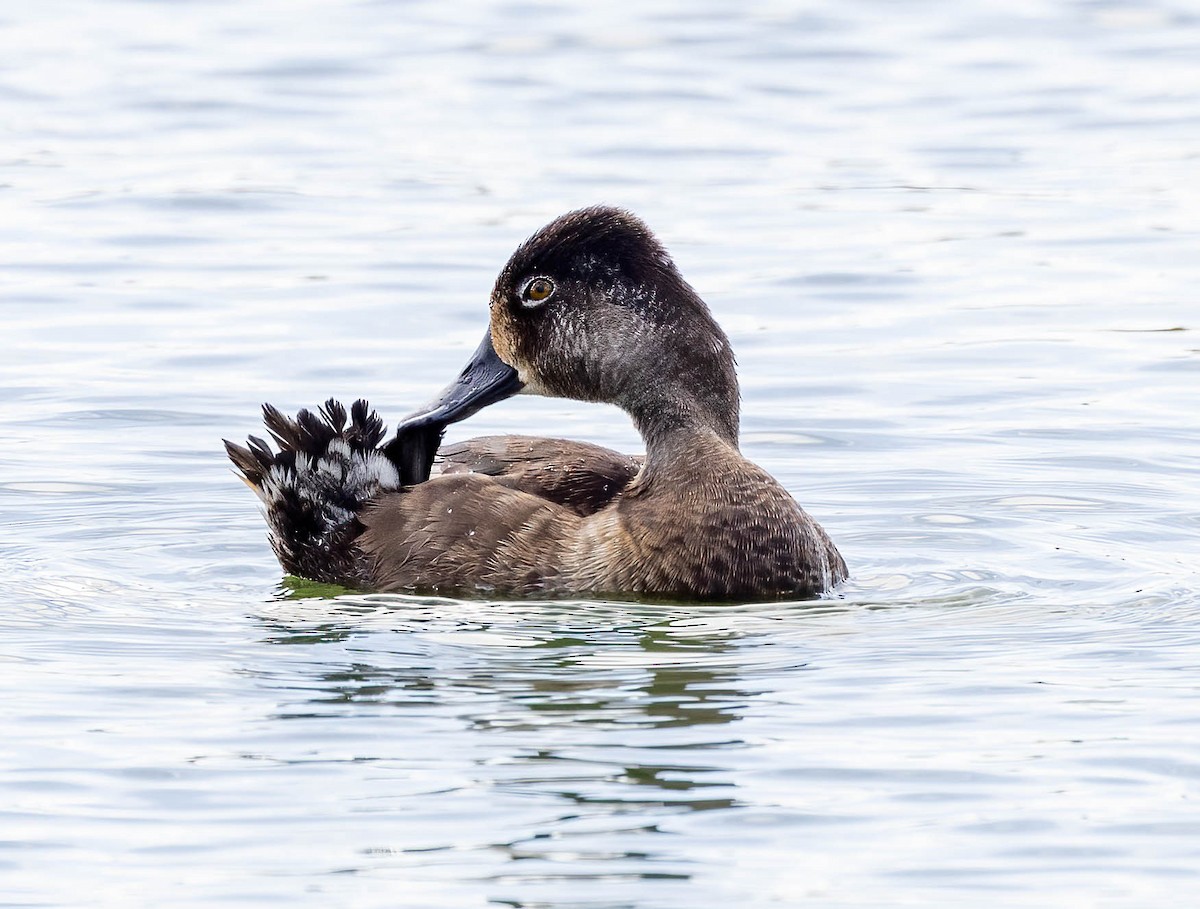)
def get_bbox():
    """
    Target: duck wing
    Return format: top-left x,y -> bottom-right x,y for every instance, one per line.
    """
434,435 -> 642,516
358,472 -> 580,595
